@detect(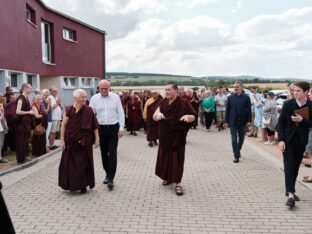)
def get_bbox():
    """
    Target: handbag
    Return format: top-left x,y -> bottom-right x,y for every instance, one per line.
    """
262,115 -> 272,126
33,124 -> 45,135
